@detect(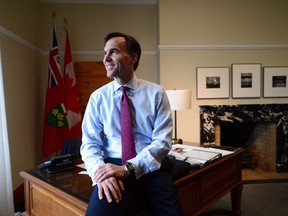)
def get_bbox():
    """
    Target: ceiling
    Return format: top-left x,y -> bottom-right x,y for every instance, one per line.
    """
40,0 -> 156,4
